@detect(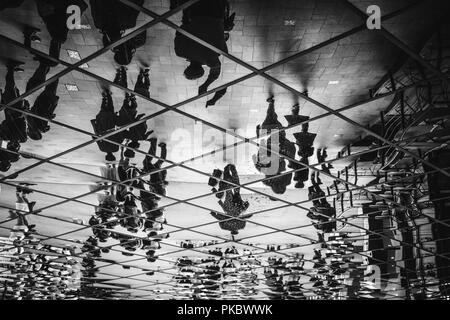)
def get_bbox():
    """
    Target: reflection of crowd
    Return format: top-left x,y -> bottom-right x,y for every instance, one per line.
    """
1,210 -> 79,300
1,0 -> 88,174
253,96 -> 316,194
173,245 -> 261,299
86,138 -> 170,265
